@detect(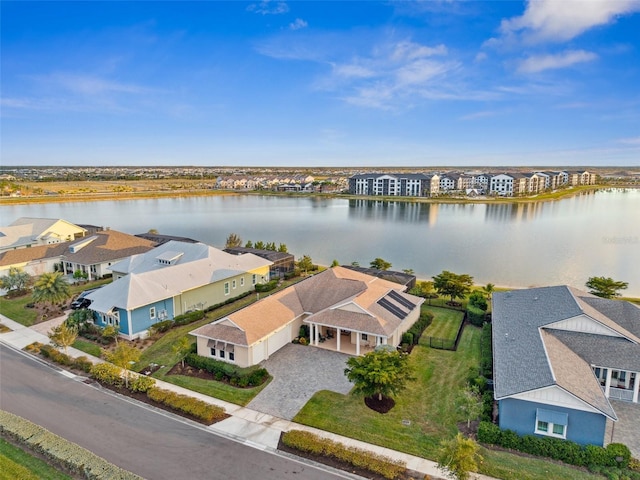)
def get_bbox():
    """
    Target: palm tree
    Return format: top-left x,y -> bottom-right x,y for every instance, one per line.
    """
482,283 -> 495,301
32,272 -> 72,307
